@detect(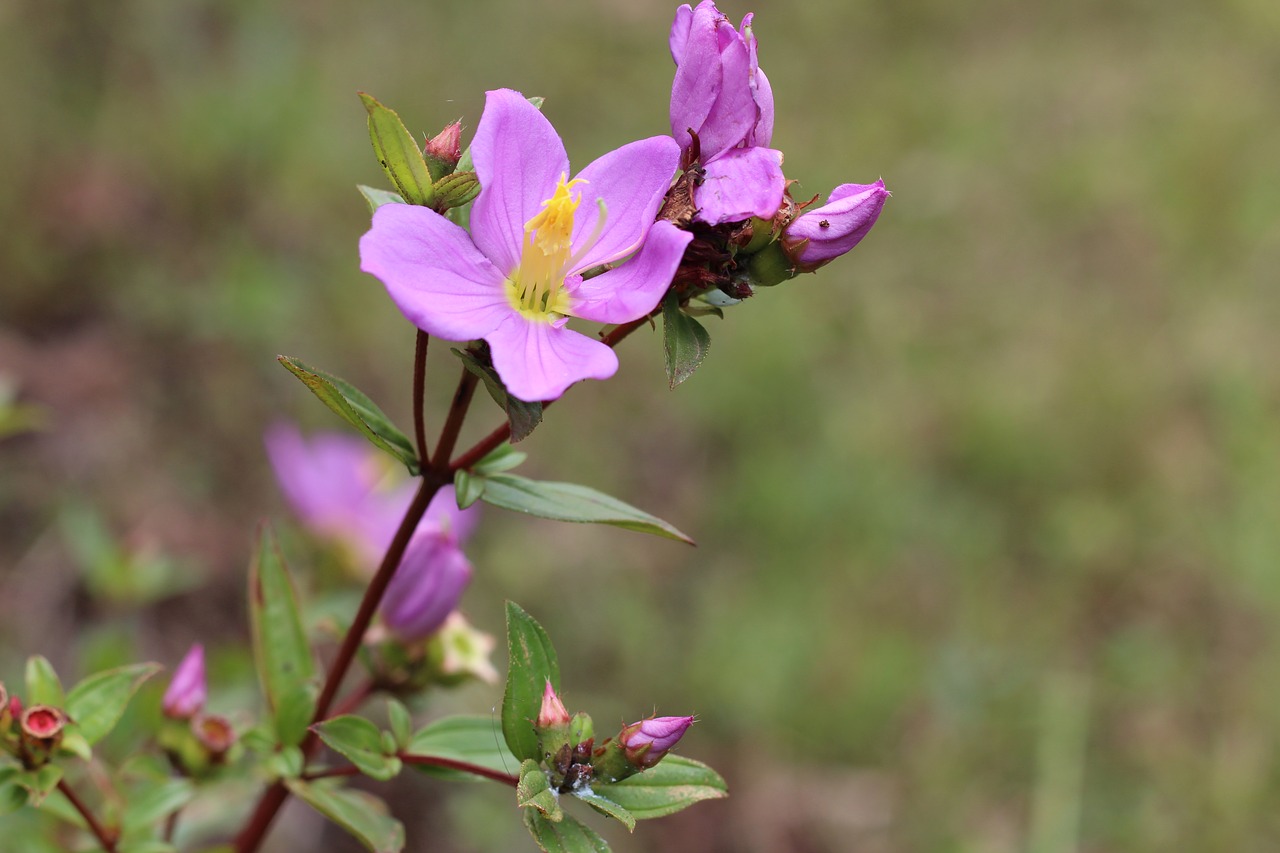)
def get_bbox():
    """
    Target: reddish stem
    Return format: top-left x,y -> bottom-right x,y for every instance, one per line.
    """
58,779 -> 118,853
431,368 -> 479,471
399,754 -> 520,787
